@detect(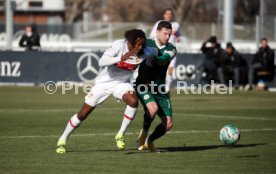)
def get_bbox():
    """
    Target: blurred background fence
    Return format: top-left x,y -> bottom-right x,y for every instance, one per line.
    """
0,0 -> 276,52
